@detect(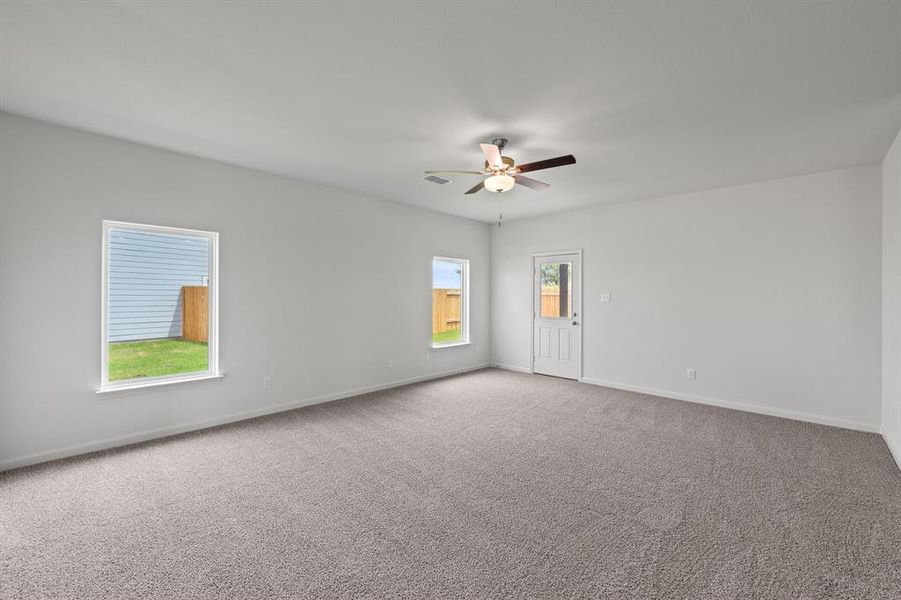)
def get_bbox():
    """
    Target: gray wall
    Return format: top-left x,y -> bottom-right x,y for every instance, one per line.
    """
0,113 -> 491,468
882,127 -> 901,468
491,165 -> 883,431
108,228 -> 210,342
